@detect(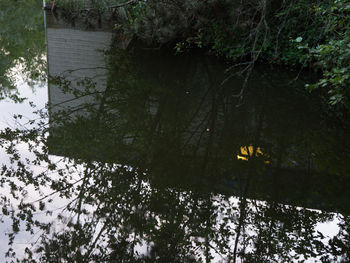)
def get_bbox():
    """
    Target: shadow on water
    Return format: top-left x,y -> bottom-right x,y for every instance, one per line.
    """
48,42 -> 350,214
0,9 -> 350,263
